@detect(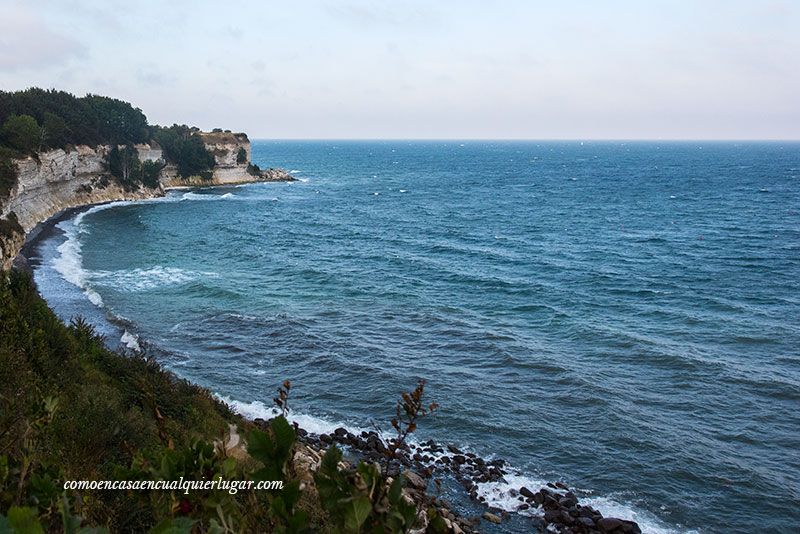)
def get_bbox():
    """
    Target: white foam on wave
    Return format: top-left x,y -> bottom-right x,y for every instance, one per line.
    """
120,330 -> 141,351
581,496 -> 694,534
475,473 -> 547,518
180,191 -> 236,201
218,396 -> 367,438
51,194 -> 221,307
91,266 -> 218,292
53,218 -> 104,307
475,471 -> 688,534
